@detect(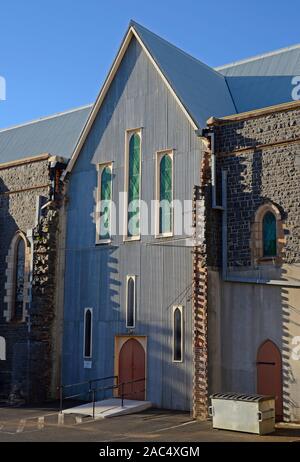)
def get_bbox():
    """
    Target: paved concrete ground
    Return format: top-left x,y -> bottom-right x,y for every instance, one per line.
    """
0,405 -> 299,442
